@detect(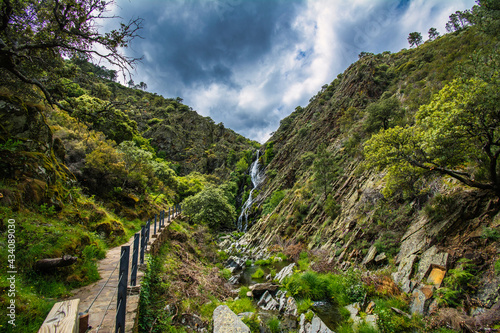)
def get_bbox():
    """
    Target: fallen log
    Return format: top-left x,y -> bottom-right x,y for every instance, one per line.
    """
35,255 -> 78,270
